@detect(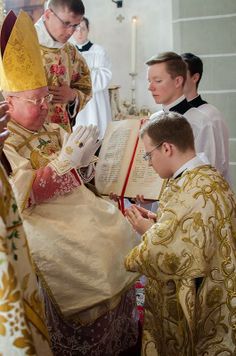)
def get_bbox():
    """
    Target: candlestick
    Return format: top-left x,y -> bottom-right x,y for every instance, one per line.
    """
128,72 -> 138,115
131,16 -> 137,74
